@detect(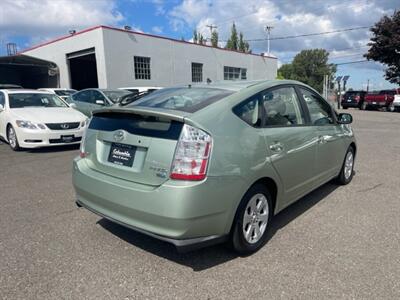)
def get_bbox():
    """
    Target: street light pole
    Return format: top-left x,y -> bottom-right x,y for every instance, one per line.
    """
265,26 -> 273,55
